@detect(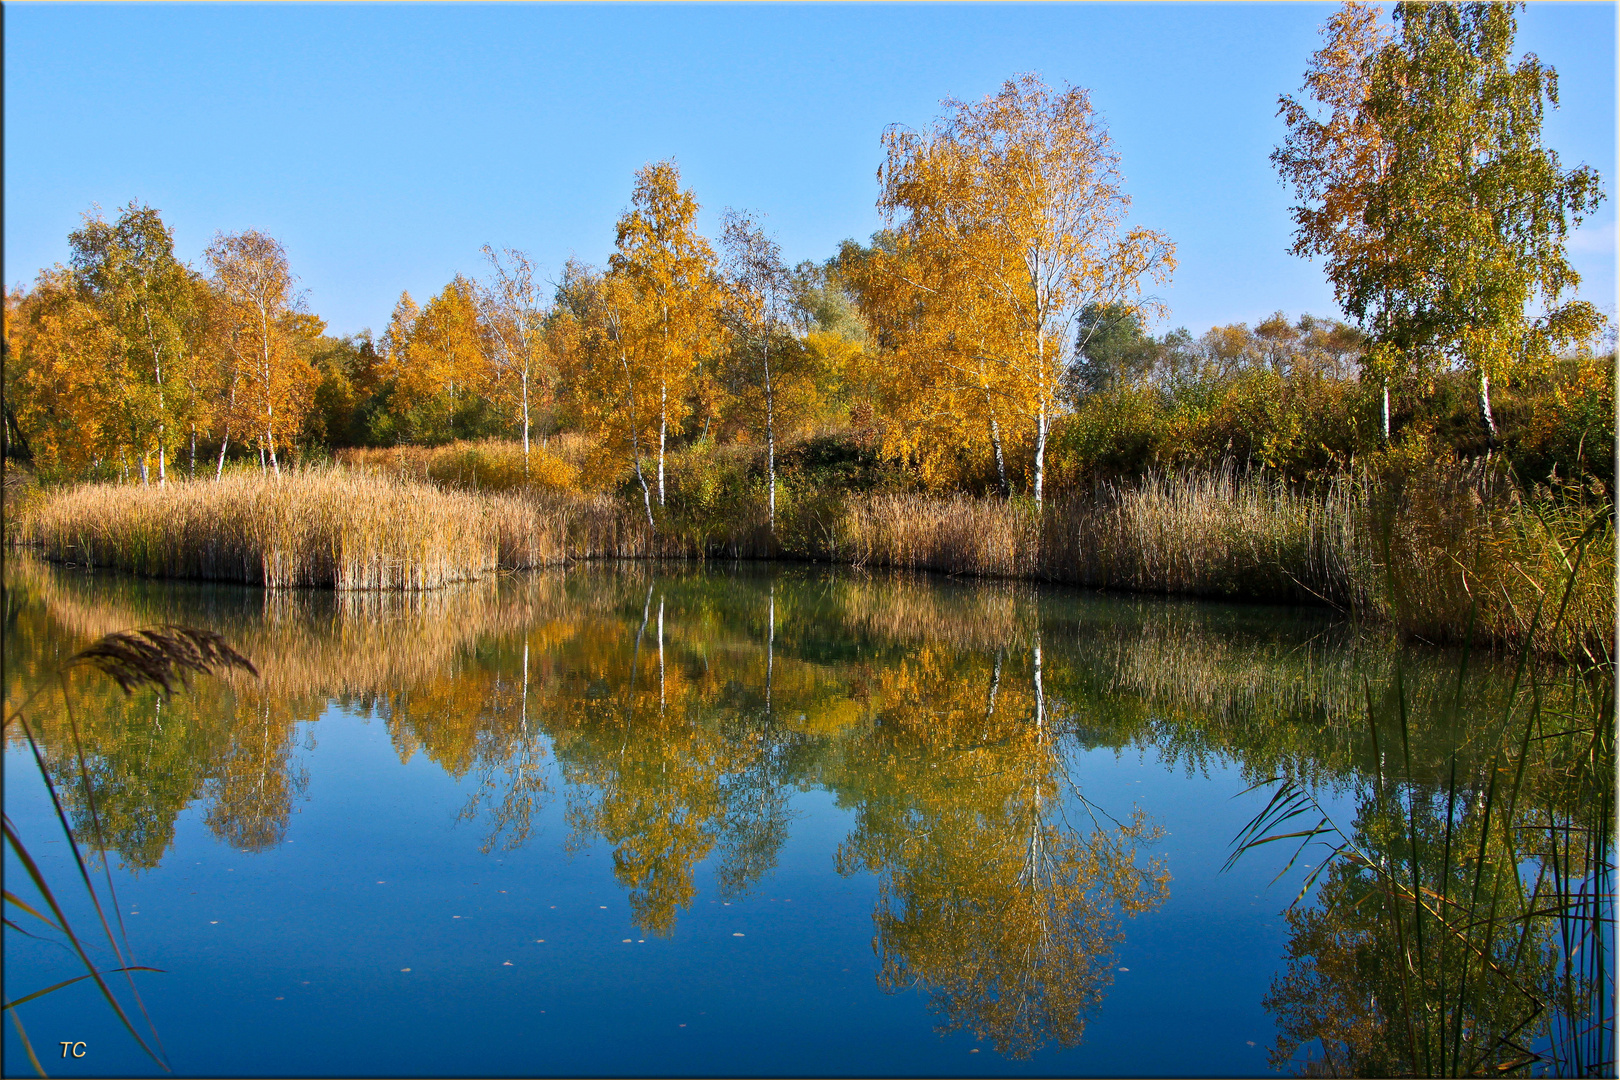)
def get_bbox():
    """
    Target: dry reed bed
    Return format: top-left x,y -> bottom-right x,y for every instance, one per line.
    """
22,470 -> 500,589
822,470 -> 1361,607
14,457 -> 1610,655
